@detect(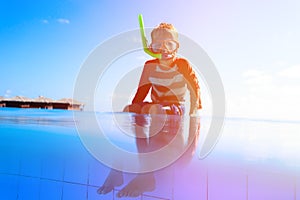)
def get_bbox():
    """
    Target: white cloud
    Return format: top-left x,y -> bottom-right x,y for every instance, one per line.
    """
57,18 -> 70,24
278,65 -> 300,79
41,19 -> 49,24
40,18 -> 71,25
227,65 -> 300,121
242,69 -> 264,77
4,89 -> 11,98
242,69 -> 273,86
